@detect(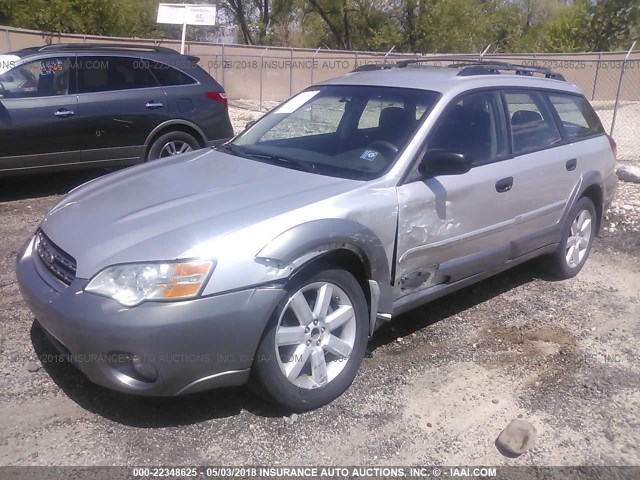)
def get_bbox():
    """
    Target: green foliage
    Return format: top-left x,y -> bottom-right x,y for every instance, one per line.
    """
540,0 -> 591,52
0,0 -> 637,52
588,0 -> 640,51
0,0 -> 160,37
